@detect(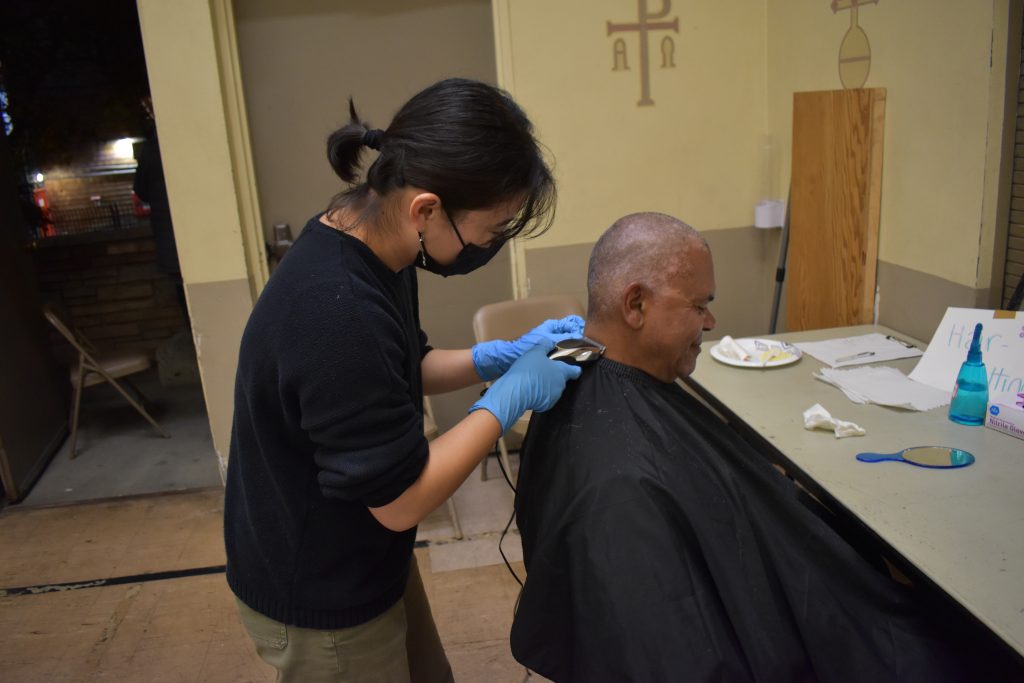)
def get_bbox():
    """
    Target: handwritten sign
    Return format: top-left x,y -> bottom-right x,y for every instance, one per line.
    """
909,307 -> 1024,405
